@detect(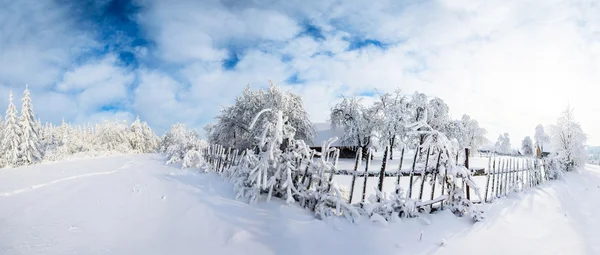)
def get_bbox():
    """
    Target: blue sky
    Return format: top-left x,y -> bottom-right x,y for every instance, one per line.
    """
1,0 -> 600,145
